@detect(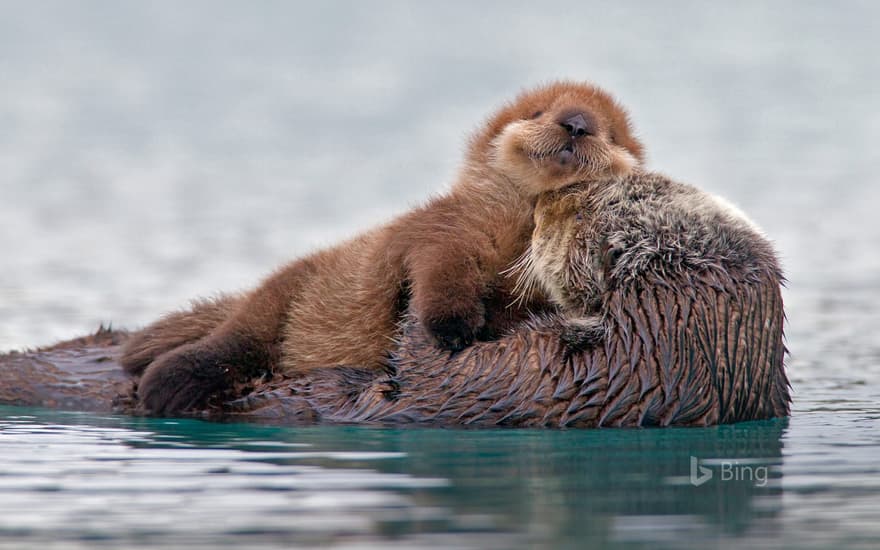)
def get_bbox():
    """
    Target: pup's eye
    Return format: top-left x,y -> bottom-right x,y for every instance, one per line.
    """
574,212 -> 583,222
530,111 -> 543,119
